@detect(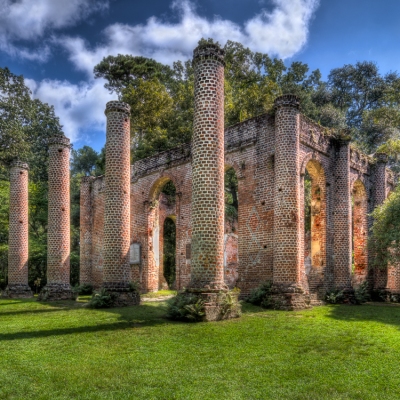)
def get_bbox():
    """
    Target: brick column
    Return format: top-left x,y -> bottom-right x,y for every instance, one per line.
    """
39,135 -> 74,300
272,95 -> 308,310
190,43 -> 240,320
103,101 -> 139,306
80,176 -> 95,286
333,137 -> 353,292
373,153 -> 389,290
4,161 -> 32,298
